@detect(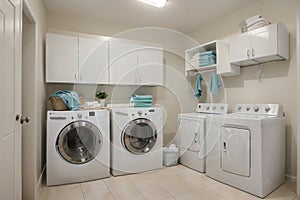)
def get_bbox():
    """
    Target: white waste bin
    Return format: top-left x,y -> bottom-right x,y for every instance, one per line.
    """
163,144 -> 179,166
